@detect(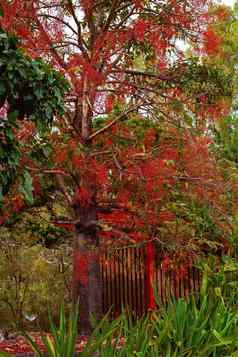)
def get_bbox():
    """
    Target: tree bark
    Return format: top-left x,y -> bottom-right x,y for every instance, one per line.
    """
72,201 -> 102,335
71,46 -> 102,333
